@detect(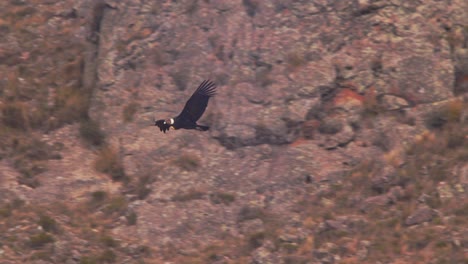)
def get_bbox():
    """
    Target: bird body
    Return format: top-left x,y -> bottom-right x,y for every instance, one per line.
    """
155,80 -> 216,133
